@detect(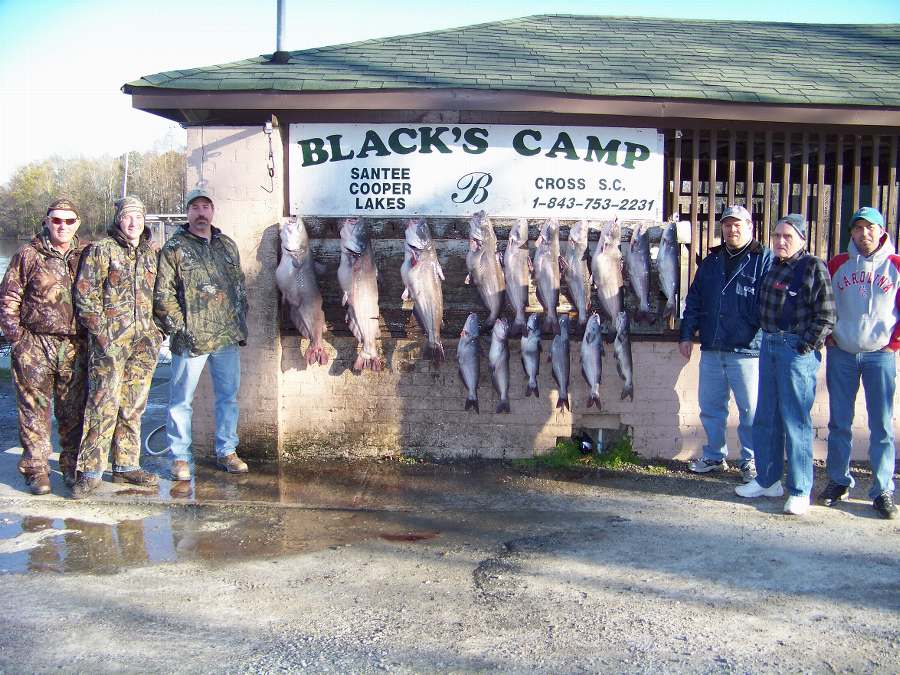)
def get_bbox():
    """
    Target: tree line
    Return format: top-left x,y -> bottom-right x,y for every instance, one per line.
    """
0,150 -> 186,239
